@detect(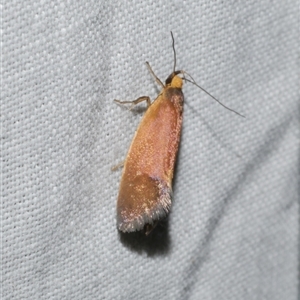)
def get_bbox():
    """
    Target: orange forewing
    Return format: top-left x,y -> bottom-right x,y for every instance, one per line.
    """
117,85 -> 183,233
